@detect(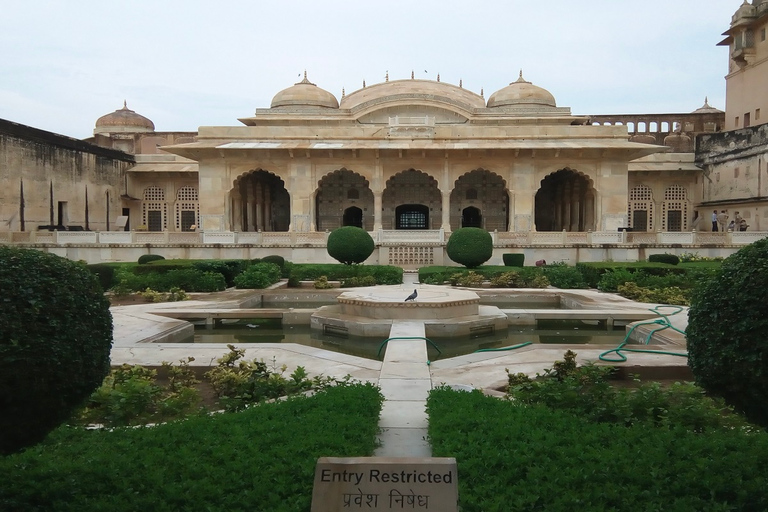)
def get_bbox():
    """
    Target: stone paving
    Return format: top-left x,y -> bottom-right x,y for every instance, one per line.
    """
109,282 -> 690,457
